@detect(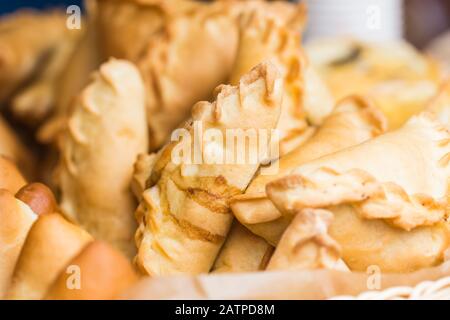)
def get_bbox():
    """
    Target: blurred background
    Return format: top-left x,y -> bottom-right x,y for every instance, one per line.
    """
1,0 -> 449,49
